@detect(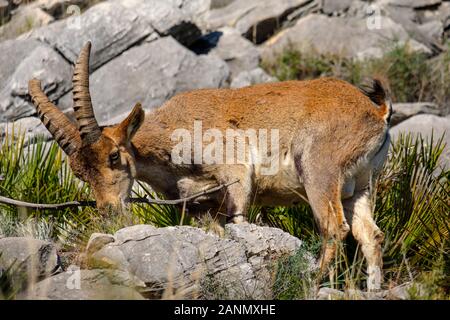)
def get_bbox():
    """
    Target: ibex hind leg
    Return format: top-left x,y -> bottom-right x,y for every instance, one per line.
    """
343,133 -> 389,291
301,167 -> 351,275
343,189 -> 384,291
